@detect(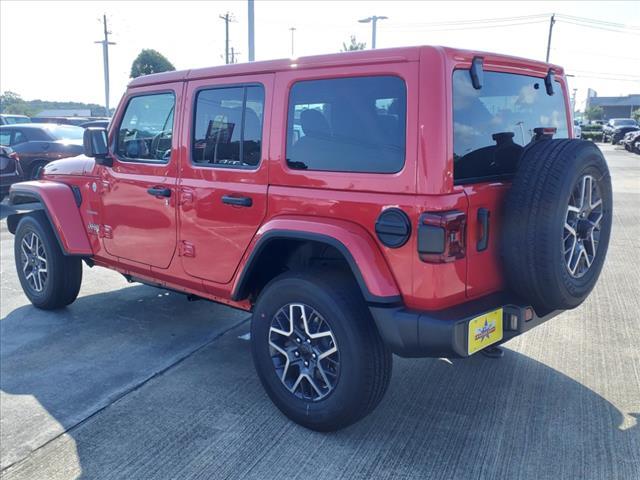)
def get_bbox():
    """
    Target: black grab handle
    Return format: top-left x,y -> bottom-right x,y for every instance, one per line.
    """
221,195 -> 252,207
477,208 -> 490,252
147,187 -> 172,197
